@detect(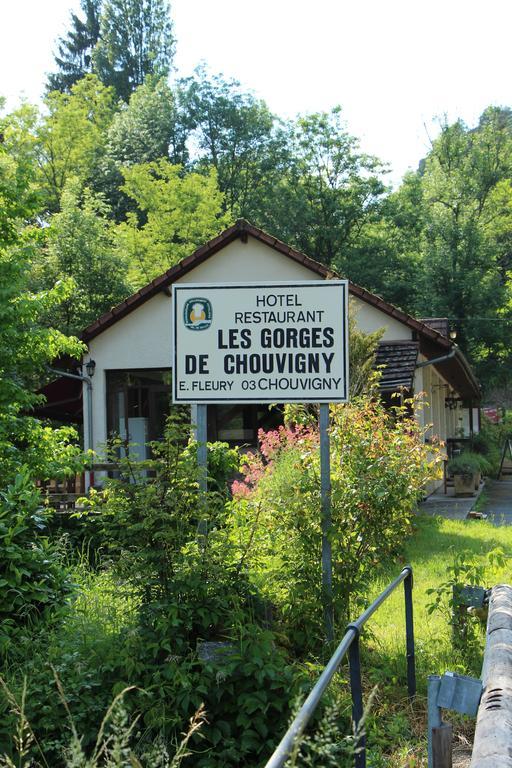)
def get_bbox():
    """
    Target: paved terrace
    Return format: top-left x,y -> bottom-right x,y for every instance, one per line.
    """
481,476 -> 512,525
419,483 -> 484,520
419,475 -> 512,524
